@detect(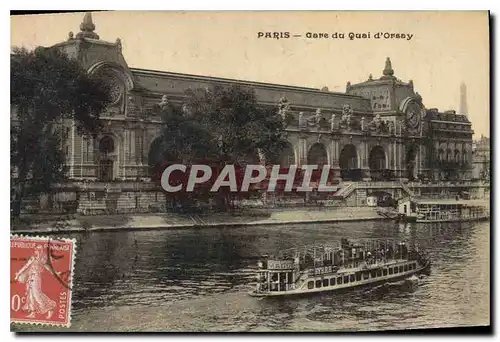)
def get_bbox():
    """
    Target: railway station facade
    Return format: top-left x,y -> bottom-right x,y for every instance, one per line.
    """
50,13 -> 474,185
